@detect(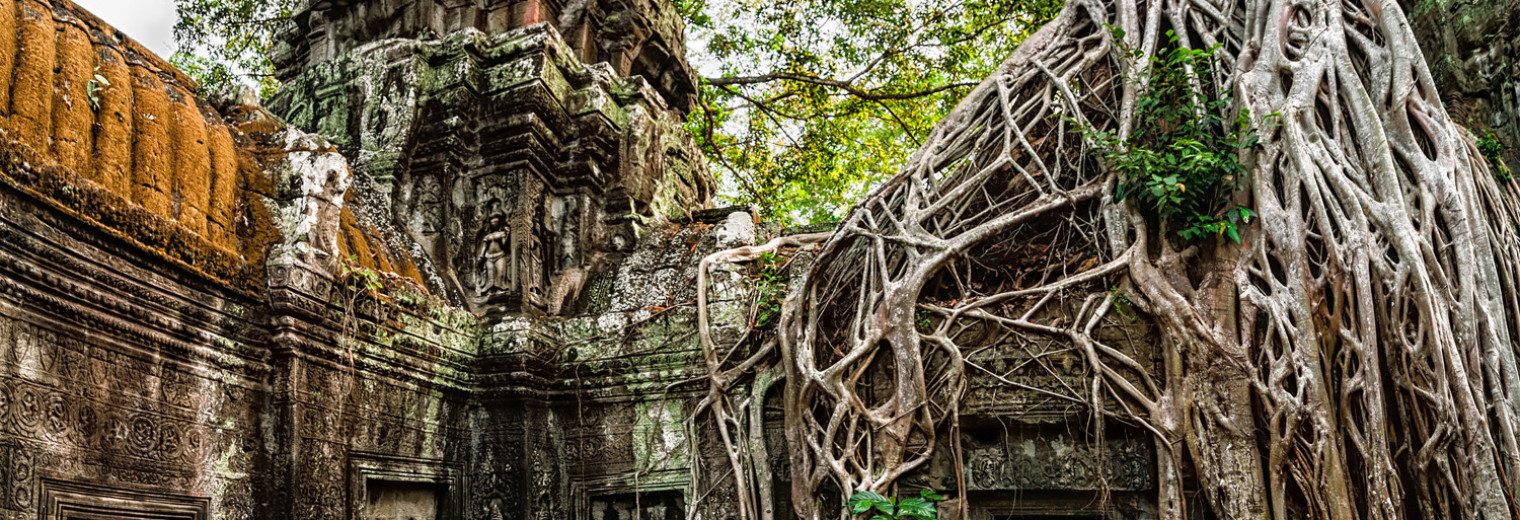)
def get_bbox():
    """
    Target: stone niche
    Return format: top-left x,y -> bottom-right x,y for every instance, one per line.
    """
366,481 -> 443,520
349,454 -> 462,520
38,480 -> 210,520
